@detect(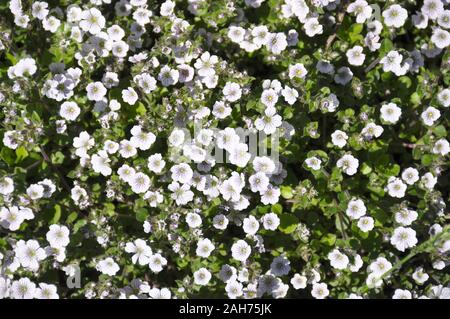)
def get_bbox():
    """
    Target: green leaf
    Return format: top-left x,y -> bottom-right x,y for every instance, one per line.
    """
320,233 -> 337,246
15,146 -> 28,163
279,214 -> 299,234
136,208 -> 149,222
271,203 -> 283,215
421,154 -> 434,166
50,204 -> 62,224
280,186 -> 293,199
